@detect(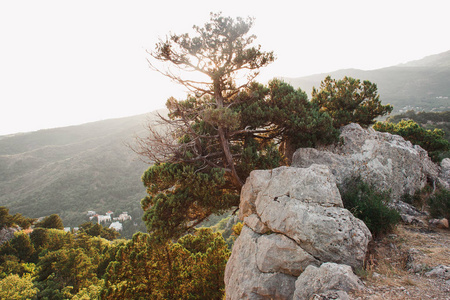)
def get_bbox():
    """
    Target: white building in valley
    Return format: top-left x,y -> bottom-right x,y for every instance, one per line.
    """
109,221 -> 123,231
114,212 -> 132,222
